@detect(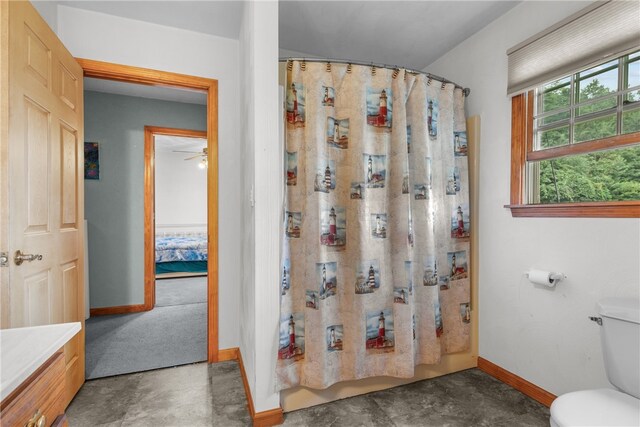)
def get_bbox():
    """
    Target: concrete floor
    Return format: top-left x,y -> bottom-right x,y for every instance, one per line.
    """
67,362 -> 550,426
